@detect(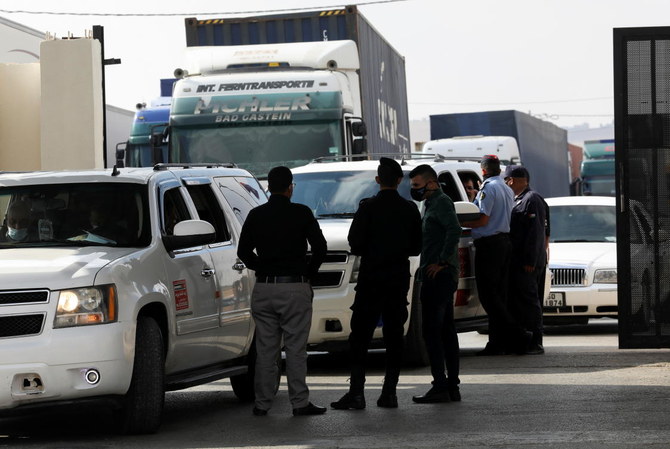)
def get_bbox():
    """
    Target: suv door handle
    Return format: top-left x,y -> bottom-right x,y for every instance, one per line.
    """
201,268 -> 216,278
232,262 -> 246,271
